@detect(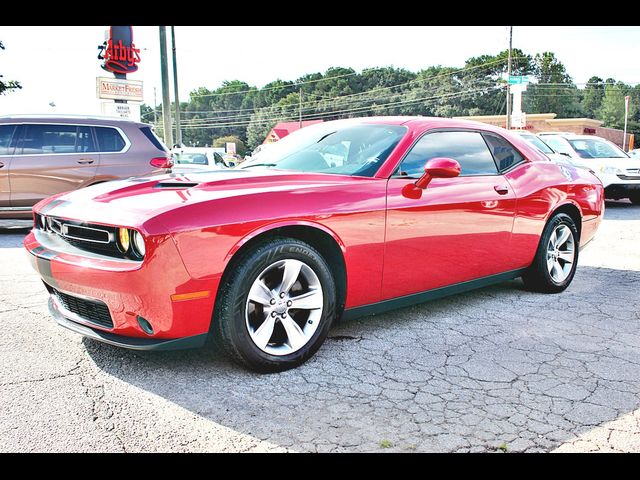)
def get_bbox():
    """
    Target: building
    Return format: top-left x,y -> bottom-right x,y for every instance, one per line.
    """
454,113 -> 631,148
263,120 -> 323,144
